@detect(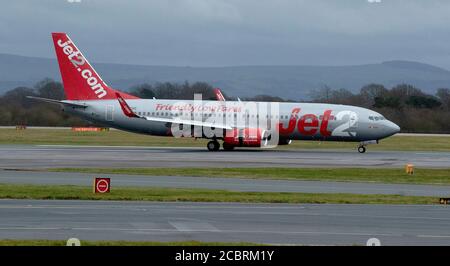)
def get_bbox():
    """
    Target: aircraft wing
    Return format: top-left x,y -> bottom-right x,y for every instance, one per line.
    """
140,116 -> 232,130
116,93 -> 233,130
